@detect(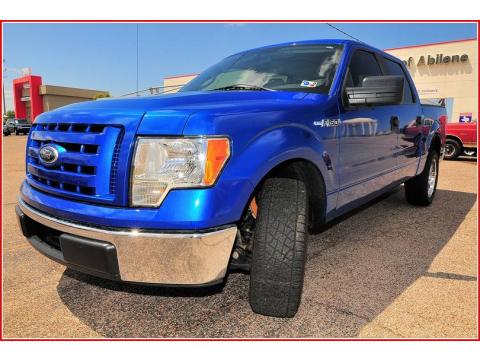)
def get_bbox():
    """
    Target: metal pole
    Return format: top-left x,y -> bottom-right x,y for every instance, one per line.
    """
2,82 -> 6,116
2,58 -> 6,115
136,24 -> 139,96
